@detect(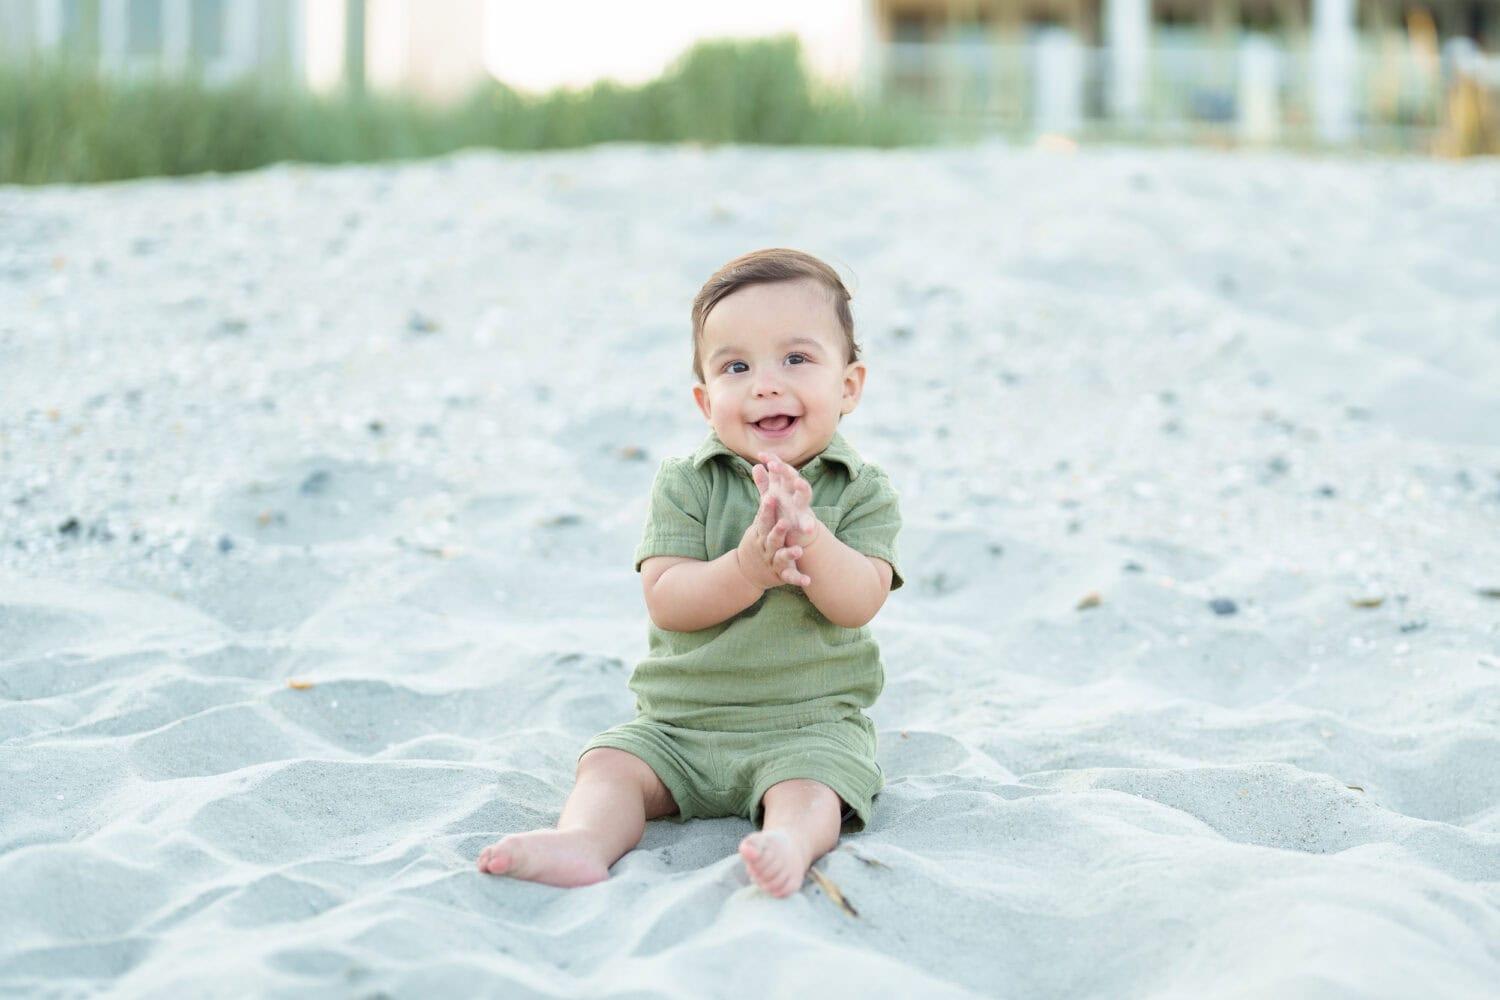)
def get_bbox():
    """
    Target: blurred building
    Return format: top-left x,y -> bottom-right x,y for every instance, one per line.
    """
0,0 -> 305,83
0,0 -> 1491,148
869,0 -> 1495,47
865,0 -> 1498,144
0,0 -> 491,101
